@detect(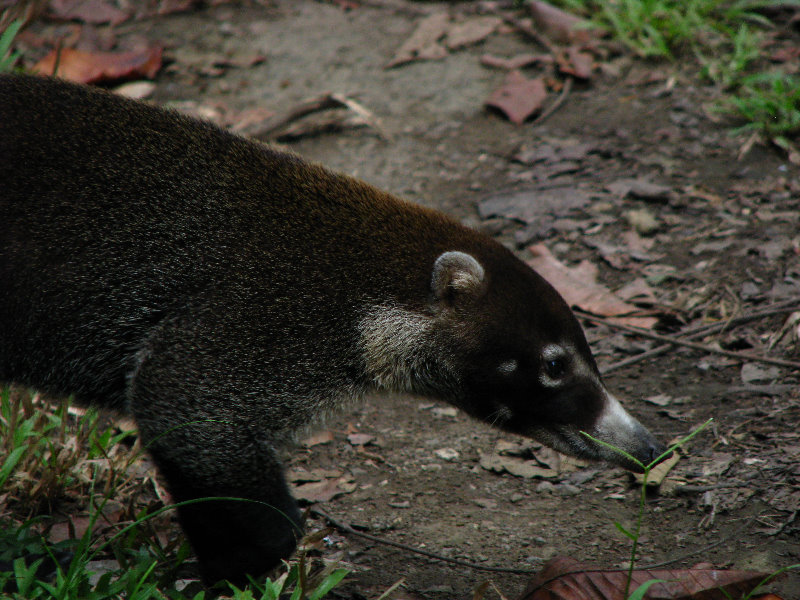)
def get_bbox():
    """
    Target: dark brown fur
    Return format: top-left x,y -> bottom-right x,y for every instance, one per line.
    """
0,74 -> 664,586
